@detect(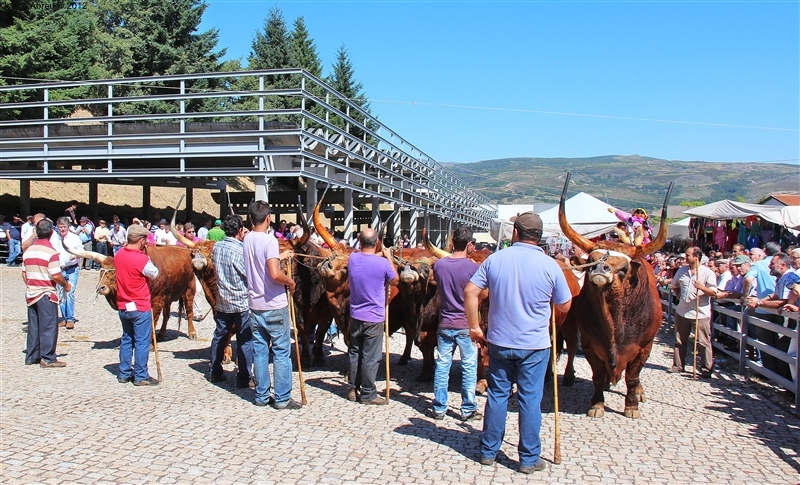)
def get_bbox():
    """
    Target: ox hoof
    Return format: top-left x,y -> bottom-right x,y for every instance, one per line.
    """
475,380 -> 487,396
637,393 -> 646,403
222,357 -> 232,365
563,374 -> 576,387
624,407 -> 641,419
397,357 -> 409,366
301,357 -> 311,368
587,404 -> 605,418
156,334 -> 166,343
188,333 -> 197,341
